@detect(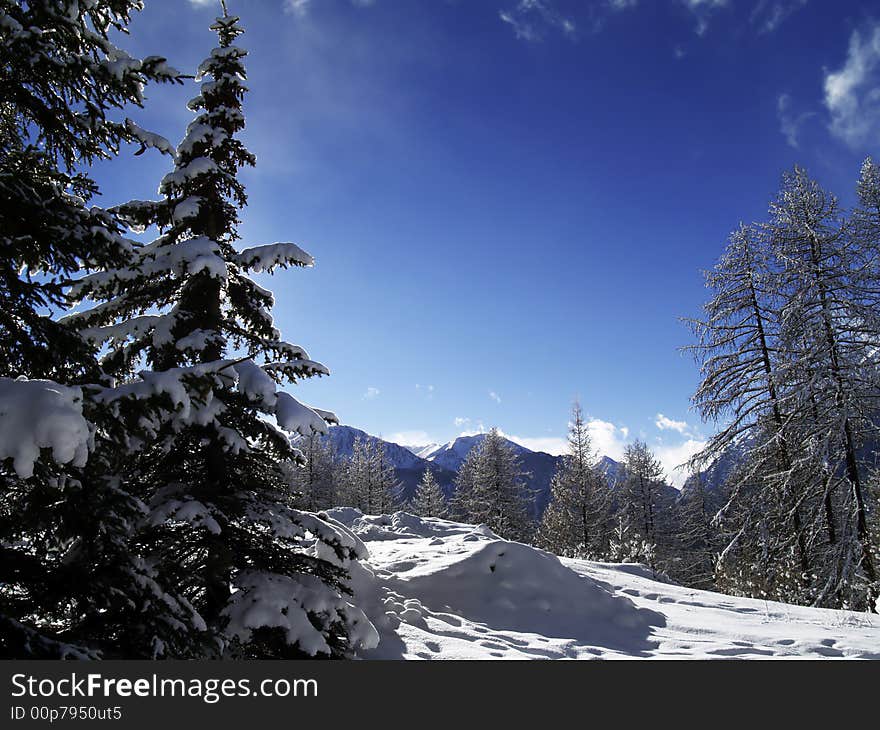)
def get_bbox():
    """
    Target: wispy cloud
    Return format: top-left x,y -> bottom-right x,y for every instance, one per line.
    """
776,92 -> 815,148
506,434 -> 569,454
363,386 -> 380,400
749,0 -> 808,35
388,430 -> 433,447
282,0 -> 377,17
488,390 -> 502,404
824,22 -> 880,149
283,0 -> 311,17
499,0 -> 577,43
679,0 -> 728,37
655,413 -> 689,434
454,416 -> 471,427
